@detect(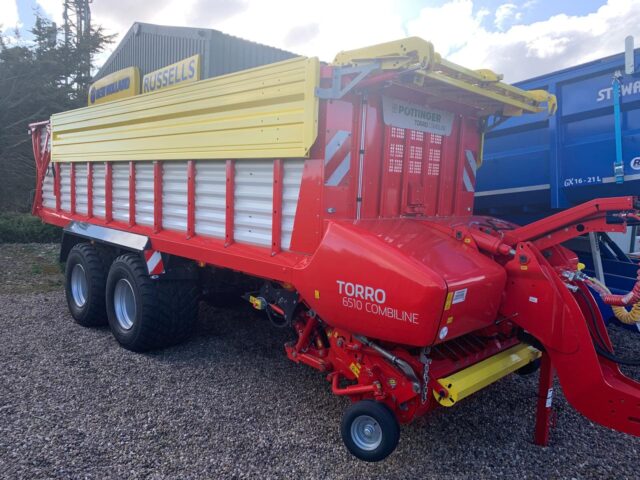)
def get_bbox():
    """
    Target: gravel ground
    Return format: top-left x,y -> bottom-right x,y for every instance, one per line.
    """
2,243 -> 640,479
